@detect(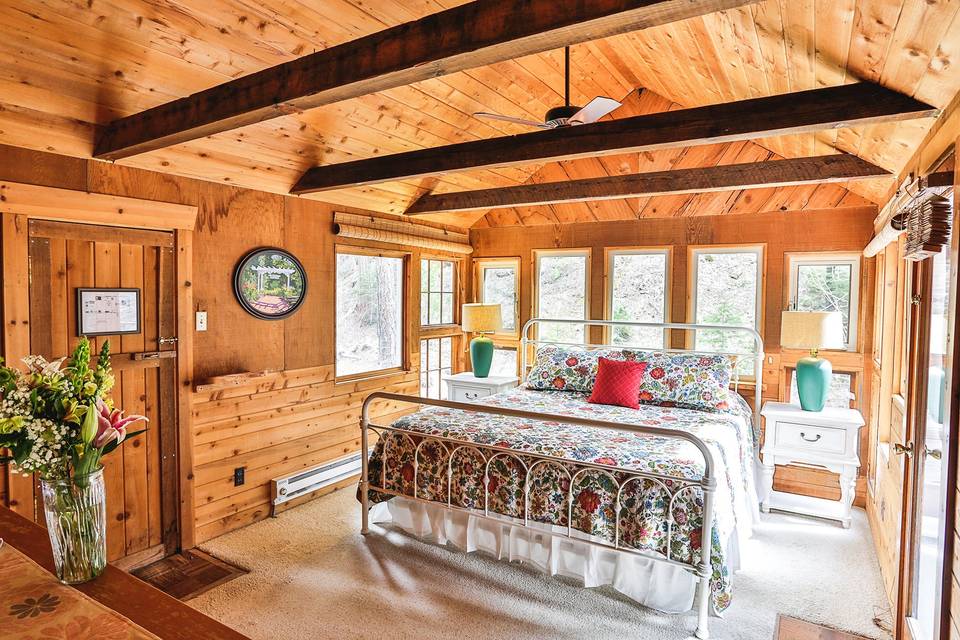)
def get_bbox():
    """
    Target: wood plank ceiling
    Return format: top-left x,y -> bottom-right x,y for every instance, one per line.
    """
1,0 -> 958,229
